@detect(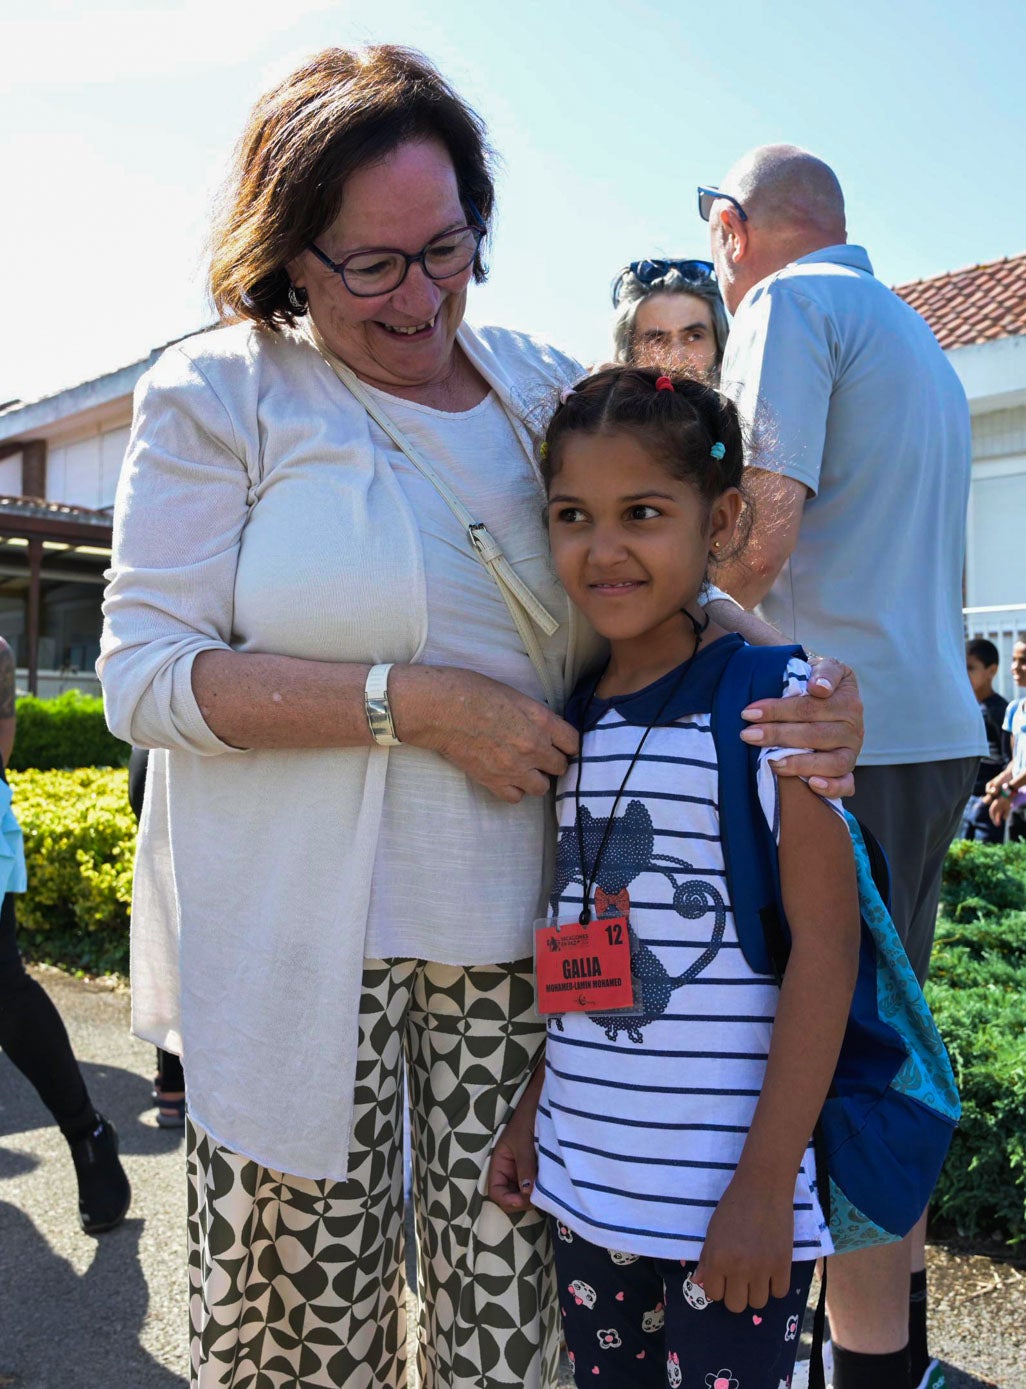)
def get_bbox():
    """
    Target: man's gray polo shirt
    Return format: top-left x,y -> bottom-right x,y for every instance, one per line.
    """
721,244 -> 983,766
